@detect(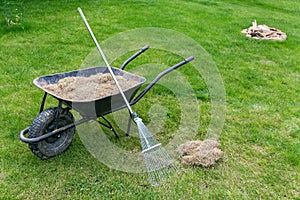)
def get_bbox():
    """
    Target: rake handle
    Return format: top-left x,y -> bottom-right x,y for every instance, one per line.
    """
78,7 -> 134,115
